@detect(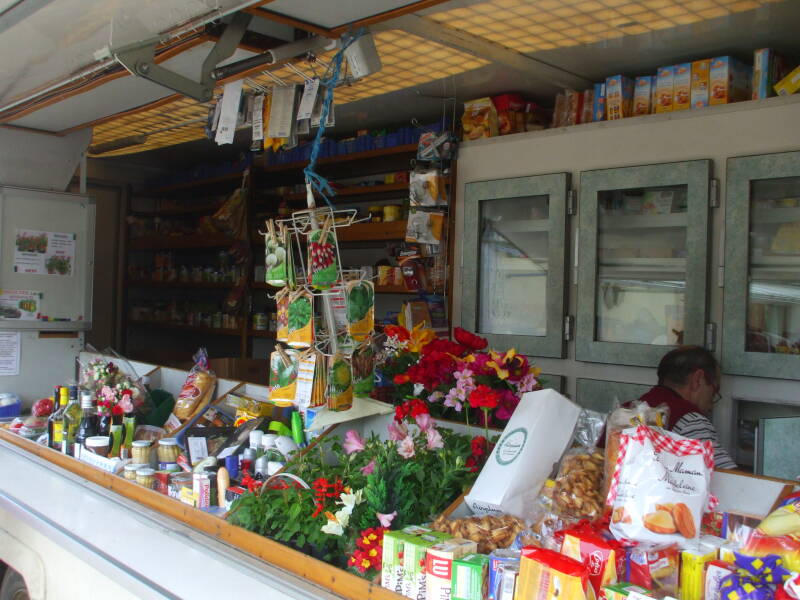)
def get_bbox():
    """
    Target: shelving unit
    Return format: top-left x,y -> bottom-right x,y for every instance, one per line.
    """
129,234 -> 234,251
127,280 -> 236,290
